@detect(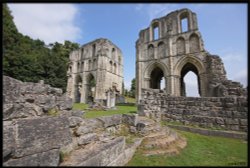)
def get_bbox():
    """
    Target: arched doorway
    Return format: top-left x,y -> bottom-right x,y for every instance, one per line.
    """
86,74 -> 95,103
150,67 -> 165,89
75,75 -> 82,103
180,63 -> 200,97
